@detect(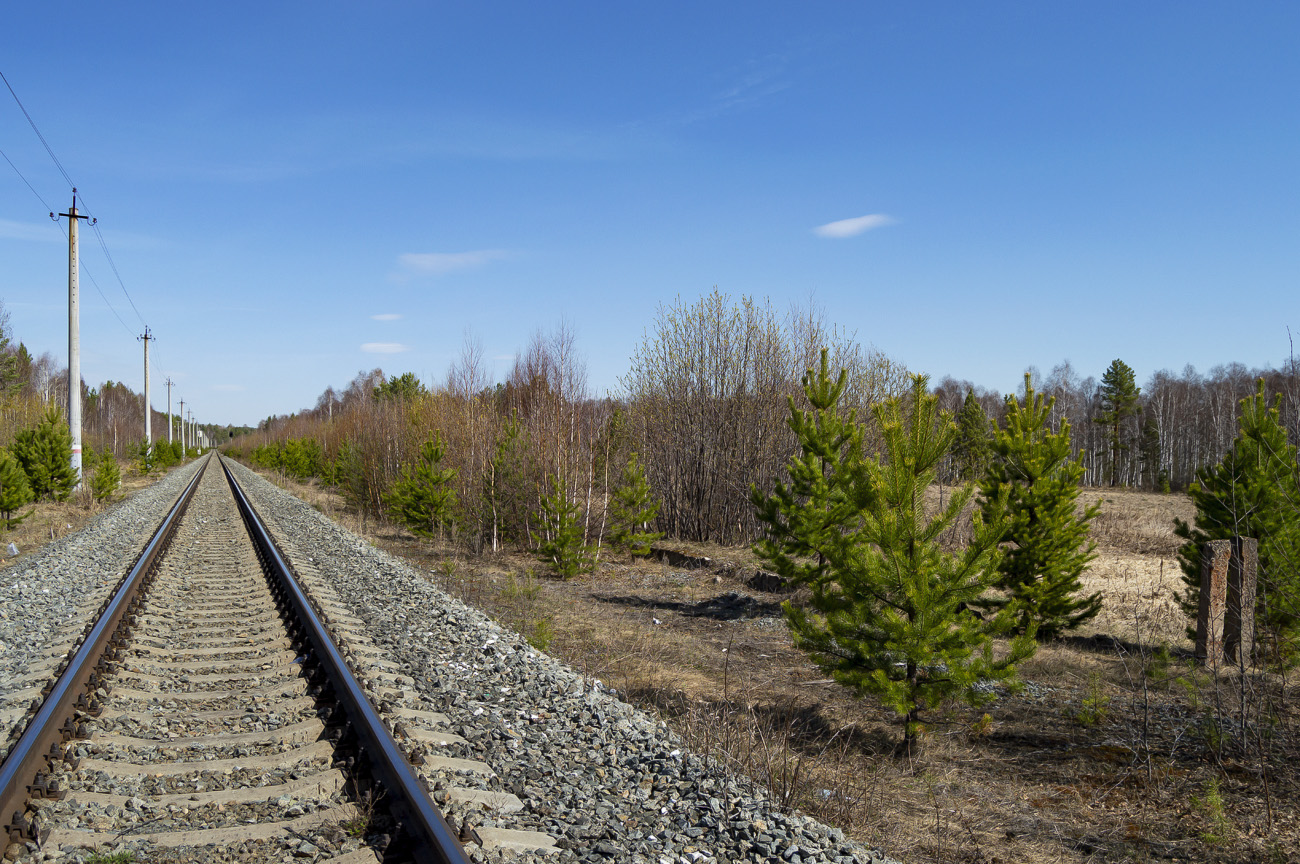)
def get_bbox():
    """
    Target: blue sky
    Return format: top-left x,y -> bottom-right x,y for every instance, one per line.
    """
2,3 -> 1298,427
